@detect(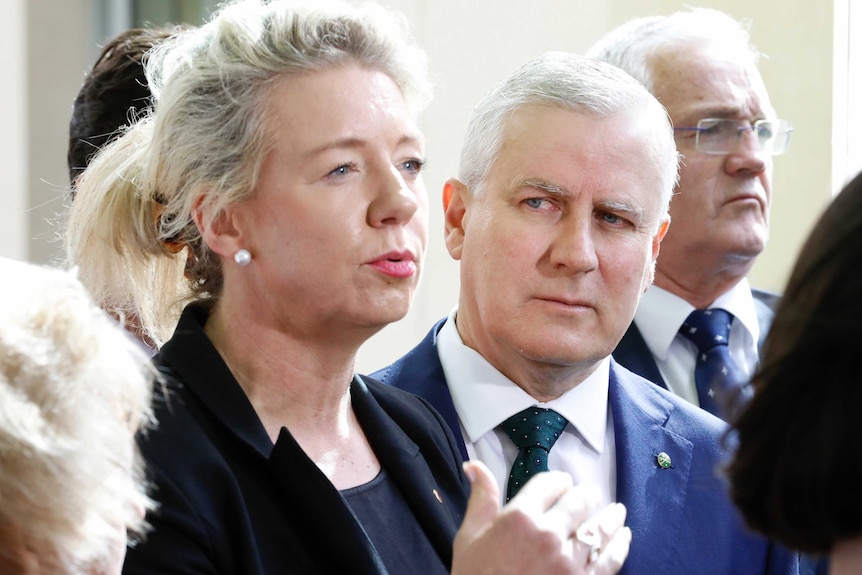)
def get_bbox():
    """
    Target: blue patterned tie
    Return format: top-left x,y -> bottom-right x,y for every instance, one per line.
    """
679,309 -> 751,419
501,407 -> 568,502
